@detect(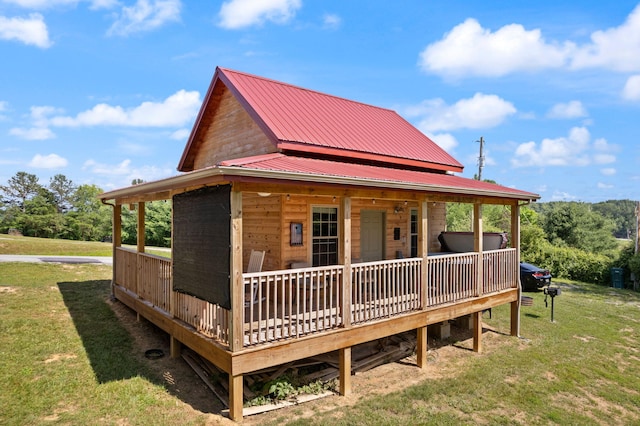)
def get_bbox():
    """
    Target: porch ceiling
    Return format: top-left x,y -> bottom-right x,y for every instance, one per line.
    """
99,154 -> 539,204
